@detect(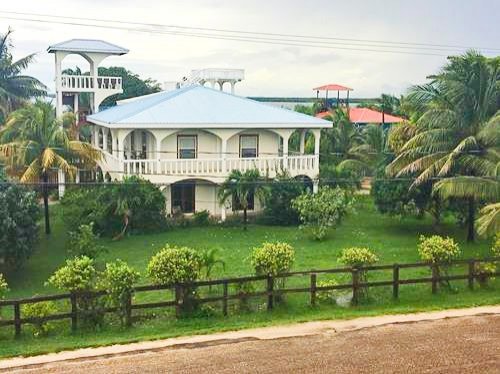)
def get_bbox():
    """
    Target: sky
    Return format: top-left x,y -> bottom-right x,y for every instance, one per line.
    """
1,0 -> 499,99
